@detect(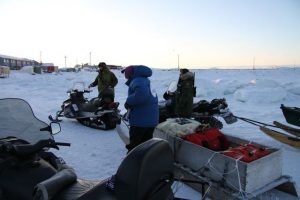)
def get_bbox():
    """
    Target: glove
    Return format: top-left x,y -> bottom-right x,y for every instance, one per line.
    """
124,102 -> 131,110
